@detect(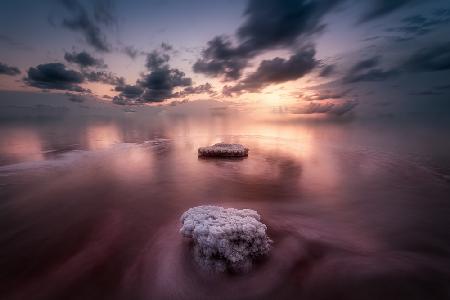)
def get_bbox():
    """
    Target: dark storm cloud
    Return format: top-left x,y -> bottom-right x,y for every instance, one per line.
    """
114,84 -> 144,99
319,64 -> 335,77
223,47 -> 317,95
140,50 -> 192,102
291,100 -> 358,116
193,36 -> 248,80
403,42 -> 450,72
194,0 -> 343,80
138,67 -> 192,102
112,49 -> 192,104
64,50 -> 107,68
343,56 -> 398,83
58,0 -> 113,52
0,62 -> 20,76
236,0 -> 341,52
24,63 -> 86,92
358,0 -> 419,23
